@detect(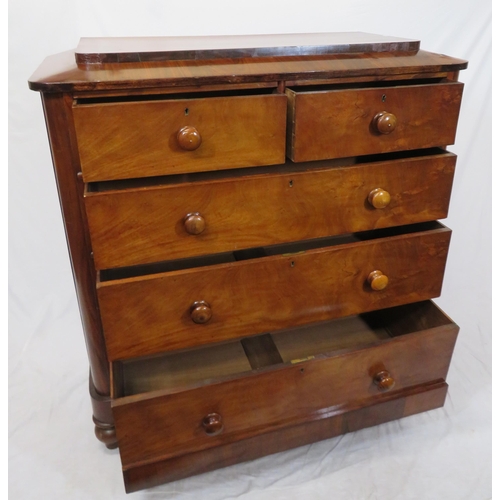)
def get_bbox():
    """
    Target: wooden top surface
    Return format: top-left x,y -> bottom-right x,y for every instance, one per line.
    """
29,34 -> 468,93
75,33 -> 420,64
